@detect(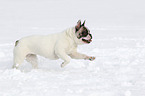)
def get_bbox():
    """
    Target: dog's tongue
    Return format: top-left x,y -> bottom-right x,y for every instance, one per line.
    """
82,34 -> 92,40
82,37 -> 90,40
